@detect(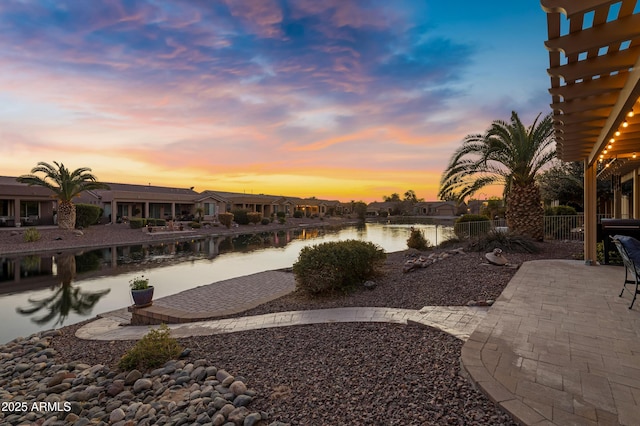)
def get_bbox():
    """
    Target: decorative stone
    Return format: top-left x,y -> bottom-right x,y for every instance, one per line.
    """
230,380 -> 247,396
